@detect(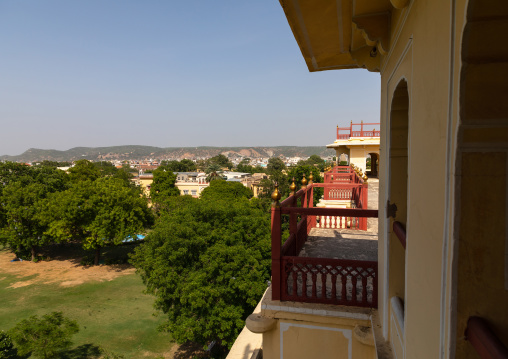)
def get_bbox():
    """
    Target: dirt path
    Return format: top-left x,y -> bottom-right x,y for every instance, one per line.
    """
0,250 -> 135,288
